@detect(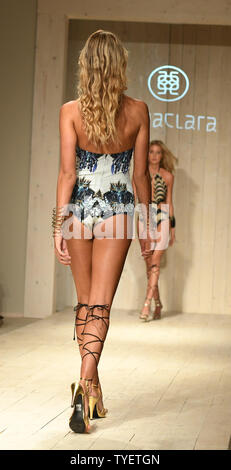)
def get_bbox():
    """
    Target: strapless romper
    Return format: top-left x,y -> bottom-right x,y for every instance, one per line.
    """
69,145 -> 135,231
152,172 -> 169,226
138,171 -> 169,229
